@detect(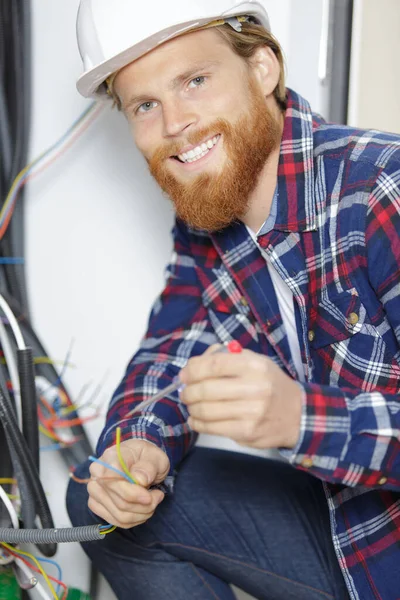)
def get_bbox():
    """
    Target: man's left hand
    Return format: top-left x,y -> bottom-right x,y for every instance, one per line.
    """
179,345 -> 303,449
